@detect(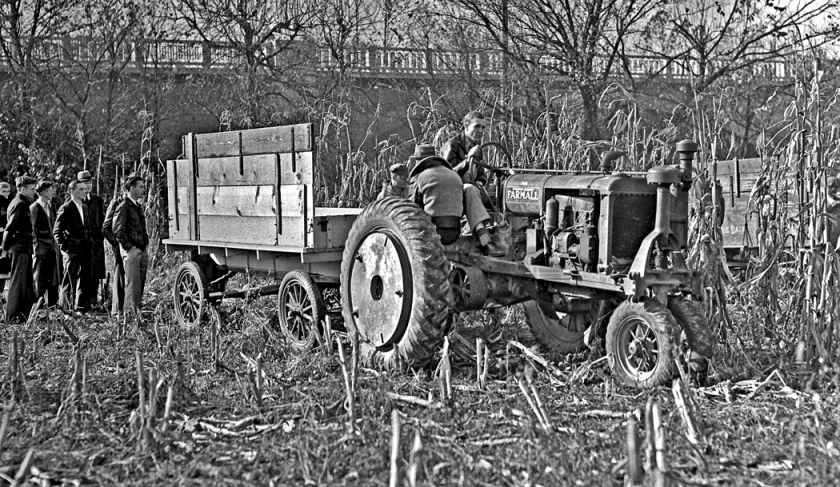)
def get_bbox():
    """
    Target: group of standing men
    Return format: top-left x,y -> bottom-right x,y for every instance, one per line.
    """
0,171 -> 149,324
